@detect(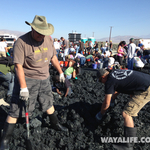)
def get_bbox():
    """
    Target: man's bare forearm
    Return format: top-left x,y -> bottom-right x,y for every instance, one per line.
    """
15,63 -> 27,88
